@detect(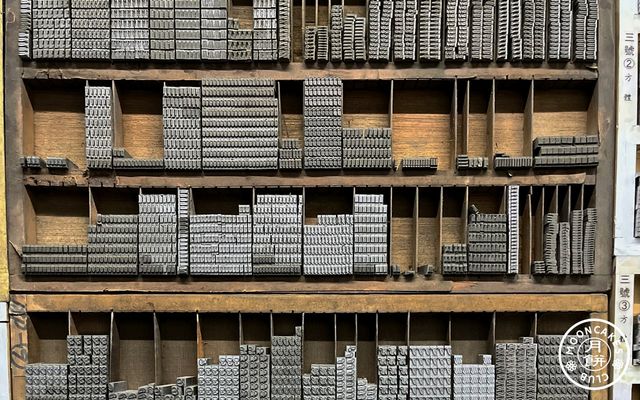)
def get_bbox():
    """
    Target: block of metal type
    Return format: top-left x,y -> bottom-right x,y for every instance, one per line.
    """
278,0 -> 291,61
442,243 -> 468,274
138,193 -> 178,275
110,0 -> 150,60
71,0 -> 110,59
536,335 -> 589,400
85,85 -> 114,169
271,326 -> 303,400
493,155 -> 534,169
506,186 -> 519,274
31,0 -> 71,59
304,77 -> 343,169
88,213 -> 139,275
304,214 -> 354,275
400,157 -> 438,169
354,193 -> 388,275
162,86 -> 202,170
